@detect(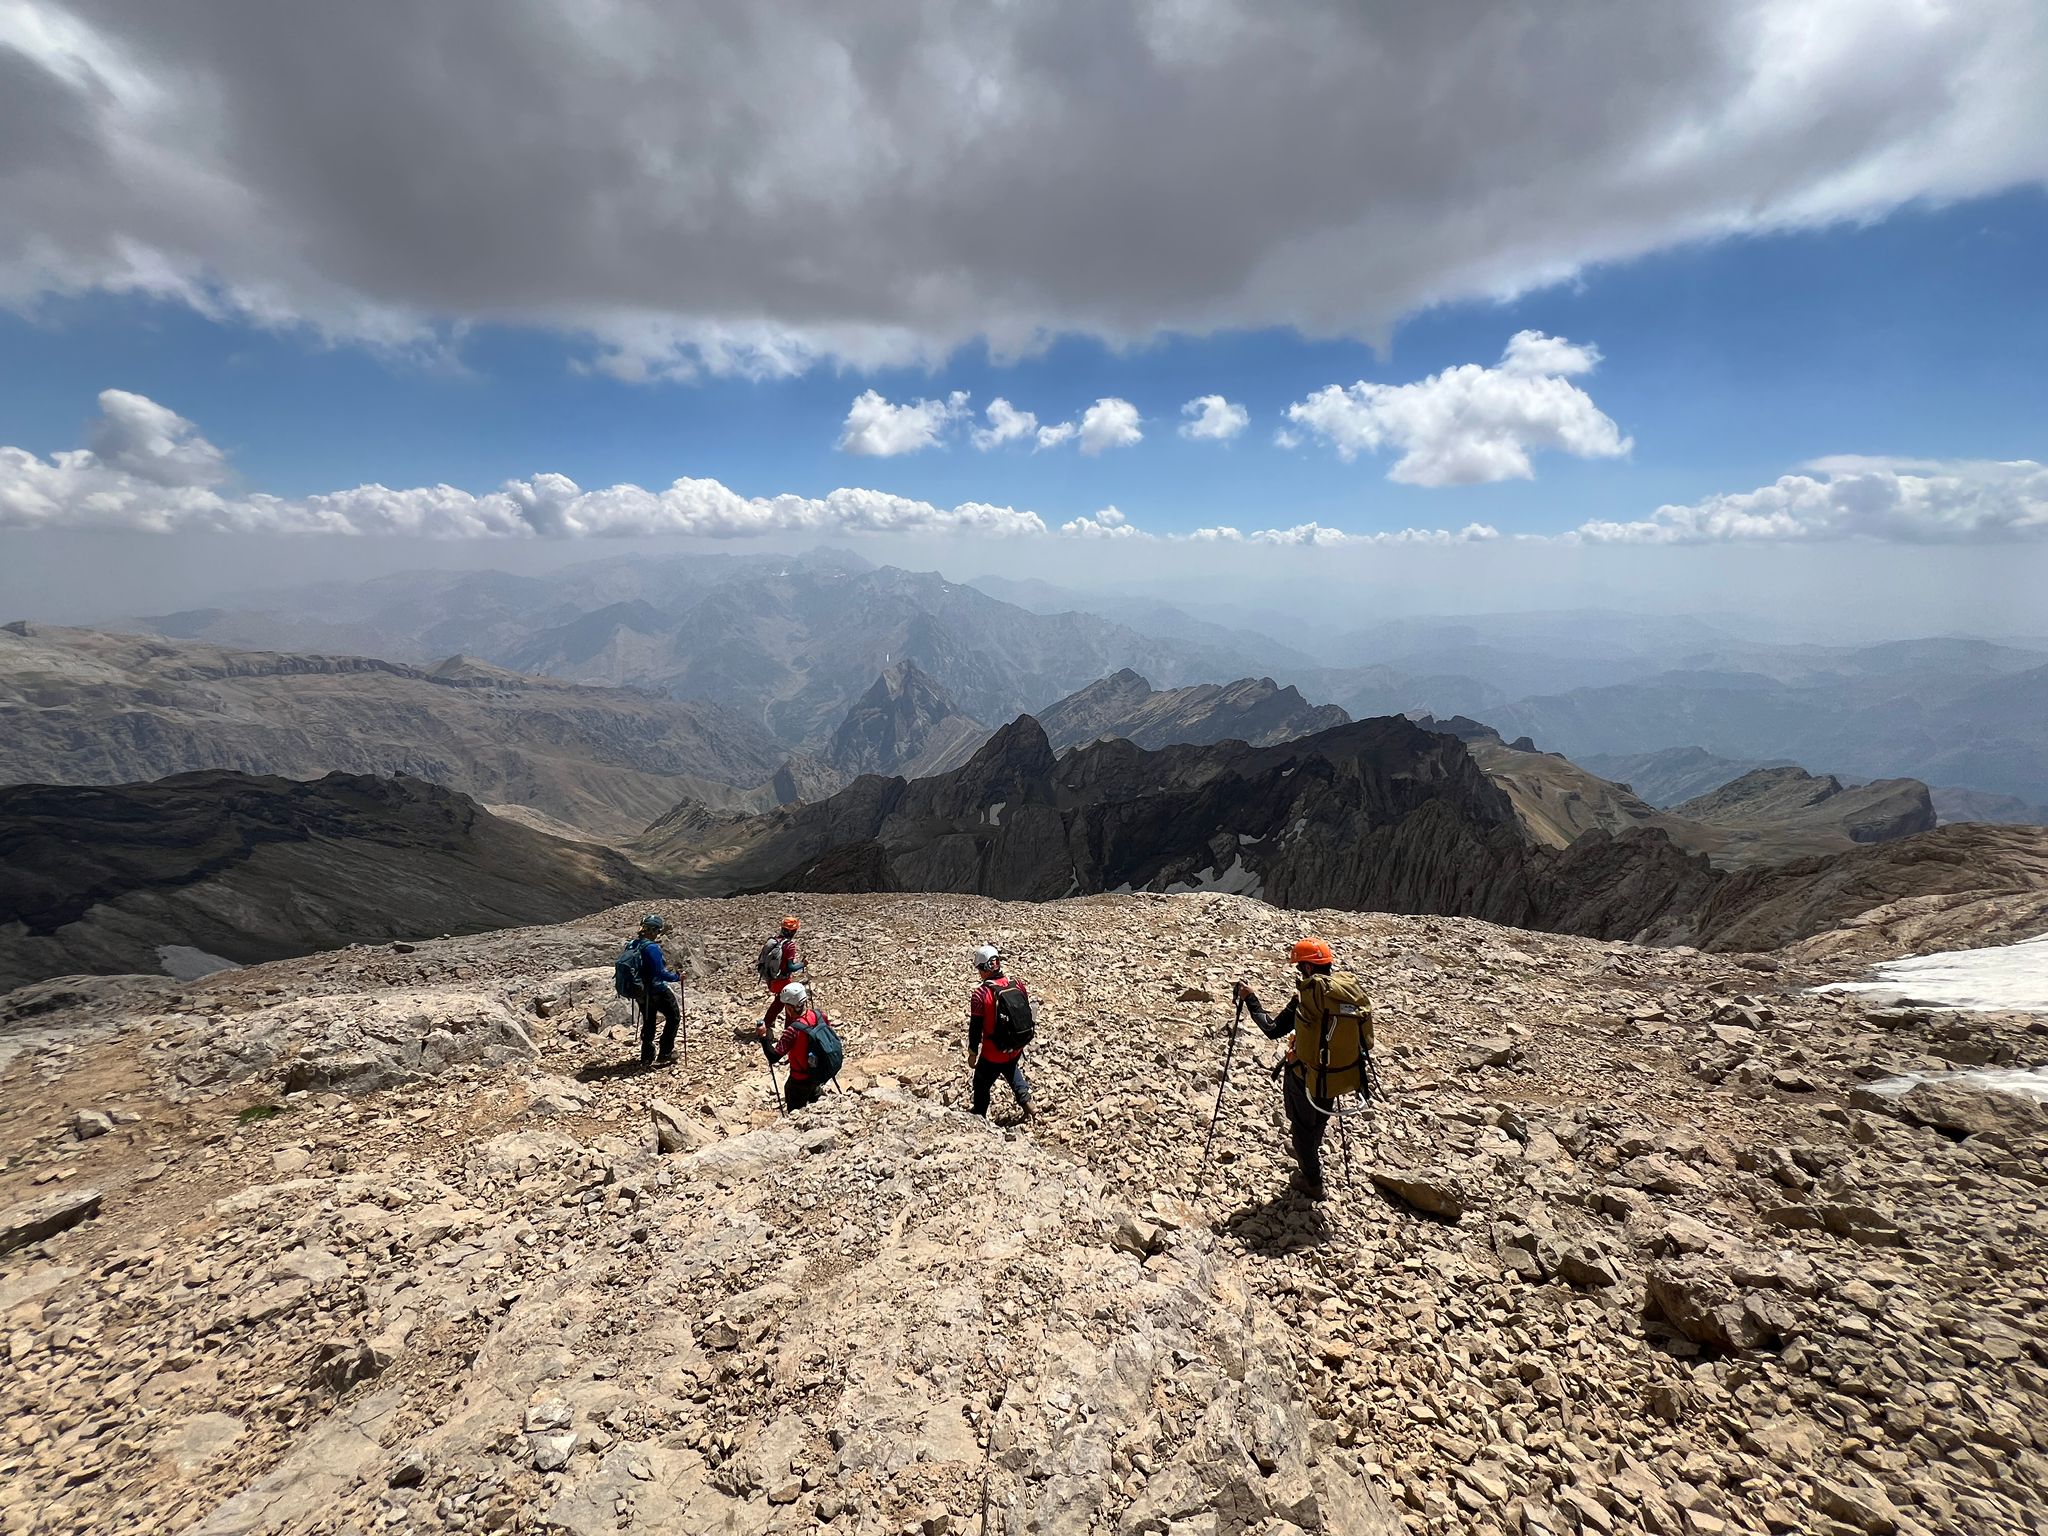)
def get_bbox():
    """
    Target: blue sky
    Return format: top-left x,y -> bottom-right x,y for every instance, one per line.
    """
3,190 -> 2043,541
2,0 -> 2044,558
